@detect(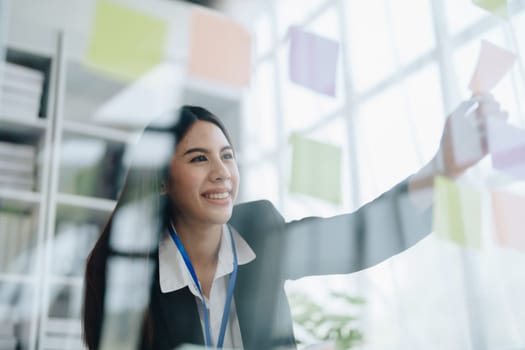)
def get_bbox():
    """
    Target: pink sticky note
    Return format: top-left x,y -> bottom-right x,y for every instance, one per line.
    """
289,26 -> 340,96
188,8 -> 252,87
492,190 -> 525,251
487,118 -> 525,178
469,40 -> 515,93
